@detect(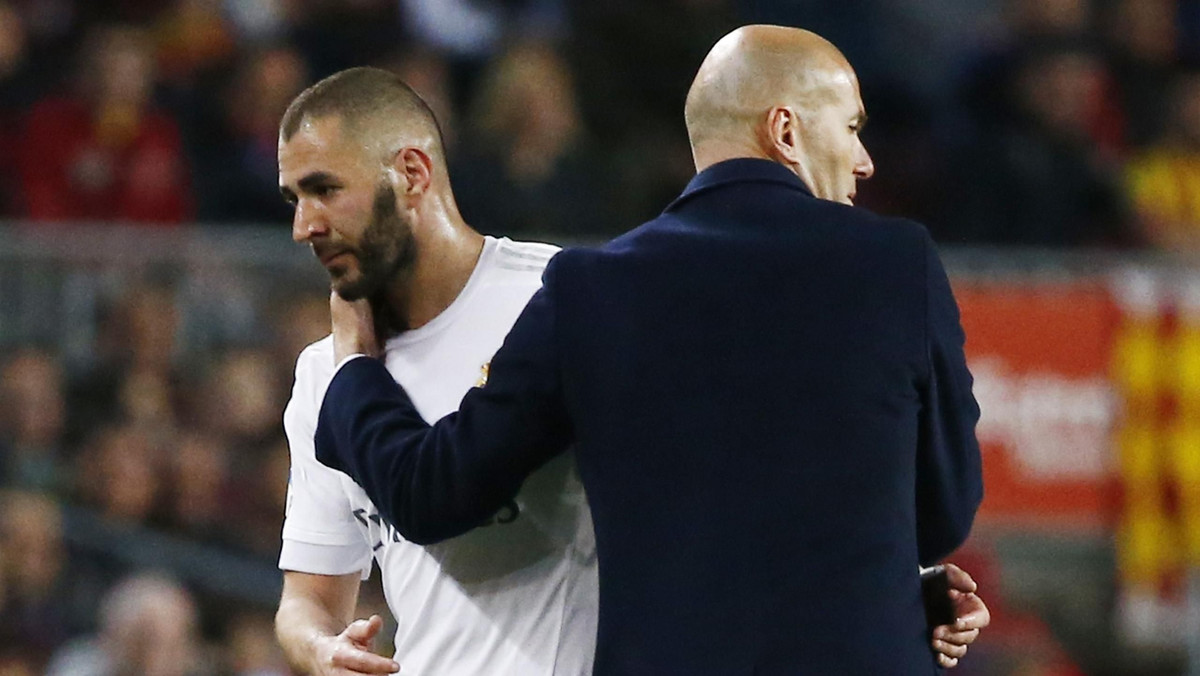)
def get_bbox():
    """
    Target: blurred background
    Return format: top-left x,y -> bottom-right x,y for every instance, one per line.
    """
0,0 -> 1197,674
